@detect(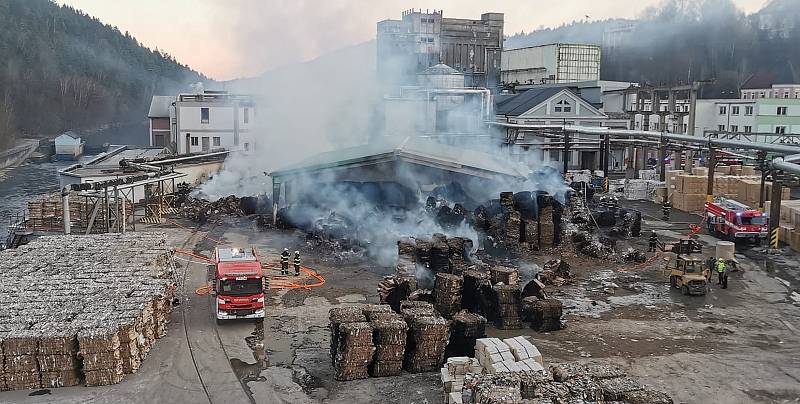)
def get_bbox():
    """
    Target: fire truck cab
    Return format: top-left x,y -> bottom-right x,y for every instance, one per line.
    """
704,197 -> 768,241
213,246 -> 266,321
